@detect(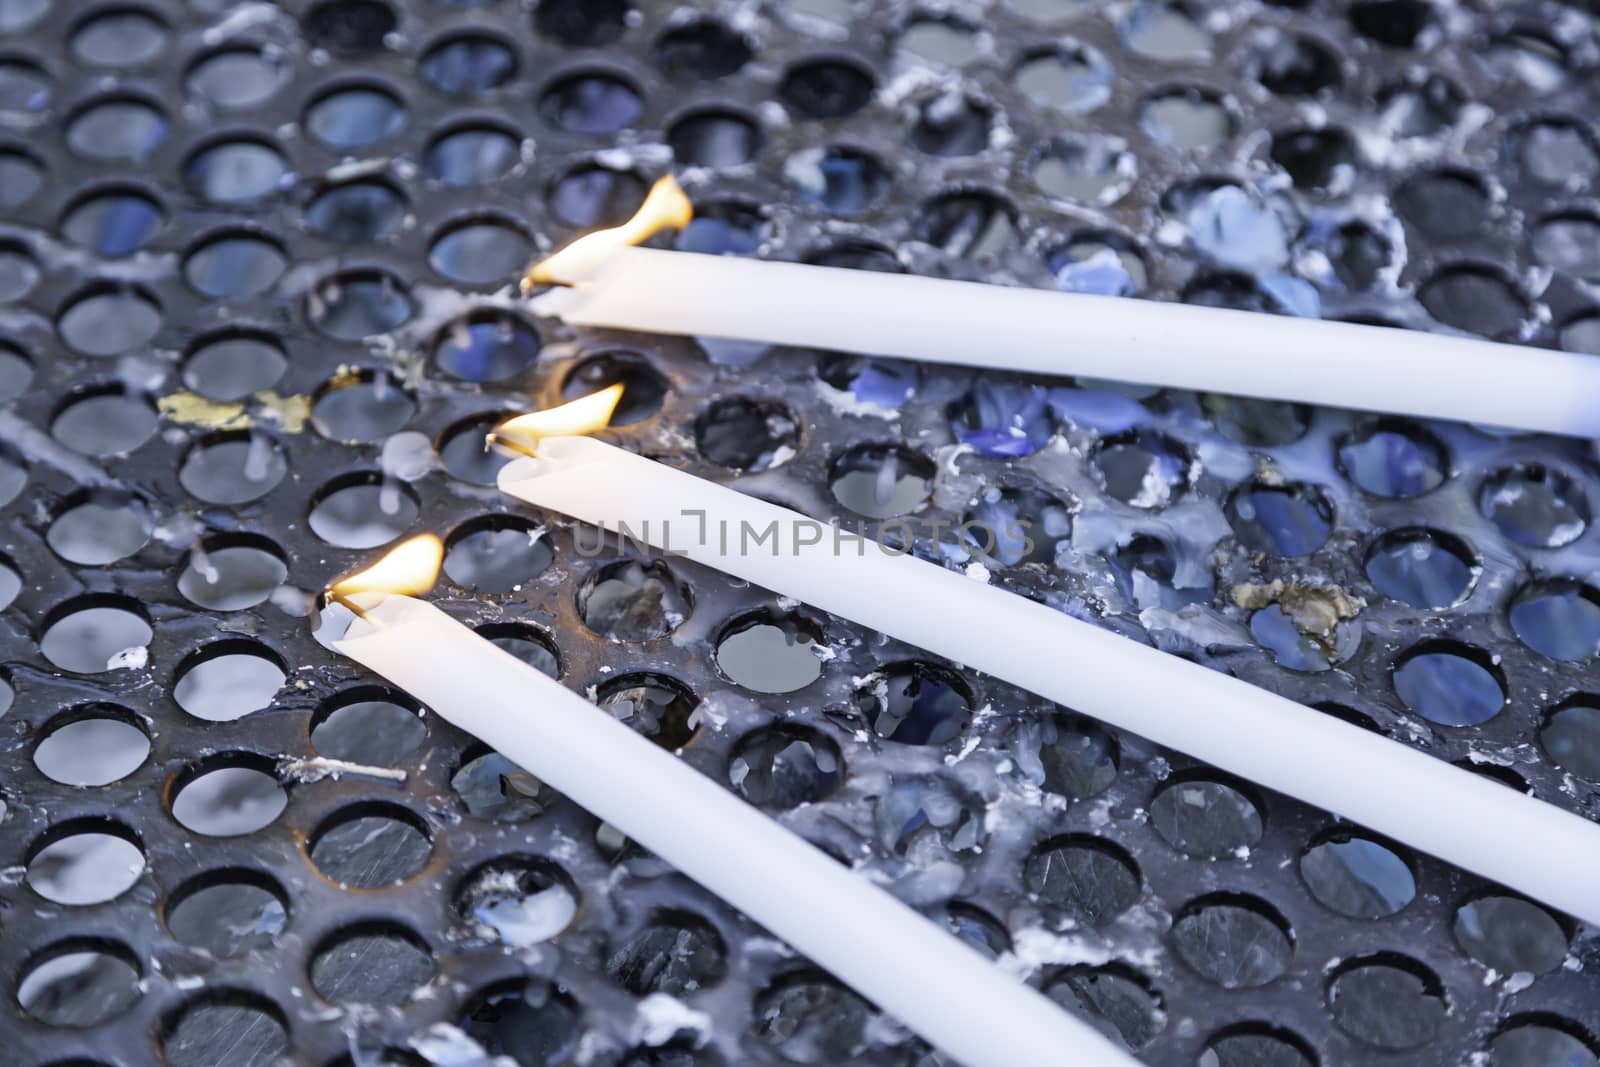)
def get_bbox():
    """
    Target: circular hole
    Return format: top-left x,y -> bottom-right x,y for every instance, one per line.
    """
667,107 -> 761,168
716,609 -> 824,693
179,431 -> 287,504
607,911 -> 728,994
907,88 -> 992,156
1172,894 -> 1293,988
311,923 -> 436,1005
0,337 -> 29,400
186,46 -> 289,110
963,486 -> 1073,568
1093,431 -> 1191,508
307,269 -> 414,340
785,145 -> 889,215
1046,966 -> 1165,1051
1140,85 -> 1233,149
310,803 -> 432,887
1150,775 -> 1264,858
1301,830 -> 1416,918
444,515 -> 553,593
424,121 -> 522,186
312,686 -> 425,765
48,489 -> 154,565
0,239 -> 36,301
309,473 -> 420,548
65,95 -> 168,160
677,199 -> 766,256
805,239 -> 902,272
539,68 -> 641,135
1541,698 -> 1600,781
305,80 -> 408,148
578,559 -> 693,641
312,369 -> 415,443
535,0 -> 630,45
51,384 -> 156,457
1251,30 -> 1342,96
1491,1020 -> 1599,1067
819,354 -> 919,409
1183,271 -> 1272,311
1364,527 -> 1477,609
830,442 -> 934,518
1270,126 -> 1356,195
1033,713 -> 1118,799
1049,232 -> 1149,296
0,145 -> 42,207
302,0 -> 397,56
1532,212 -> 1600,282
26,821 -> 144,904
163,992 -> 289,1067
1031,134 -> 1135,205
854,661 -> 973,745
57,283 -> 162,356
18,940 -> 142,1027
1480,465 -> 1588,548
420,32 -> 518,98
306,178 -> 407,243
1337,420 -> 1447,498
943,902 -> 1011,959
477,621 -> 562,678
897,15 -> 983,67
182,329 -> 287,401
1504,119 -> 1593,189
754,972 -> 878,1064
0,441 -> 23,506
1510,580 -> 1600,660
172,757 -> 287,836
174,641 -> 286,722
459,980 -> 584,1067
729,725 -> 842,807
1325,220 -> 1393,290
549,163 -> 647,229
34,707 -> 149,786
655,16 -> 752,81
71,6 -> 170,66
1453,896 -> 1569,975
59,185 -> 165,257
166,870 -> 288,958
39,596 -> 152,673
1484,29 -> 1569,94
428,215 -> 532,285
876,777 -> 986,857
456,857 -> 578,946
1419,264 -> 1528,338
1228,481 -> 1334,557
1121,0 -> 1210,61
1199,1024 -> 1316,1067
183,137 -> 289,205
0,555 -> 12,611
178,536 -> 288,611
1014,43 -> 1112,114
779,55 -> 875,120
439,412 -> 512,485
1350,0 -> 1434,48
694,396 -> 800,471
1393,642 -> 1505,727
1202,395 -> 1309,446
1562,313 -> 1600,354
917,189 -> 1016,259
1377,72 -> 1463,140
561,352 -> 667,425
453,748 -> 550,823
1327,956 -> 1447,1050
183,230 -> 286,299
1024,835 -> 1142,927
1394,168 -> 1491,242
